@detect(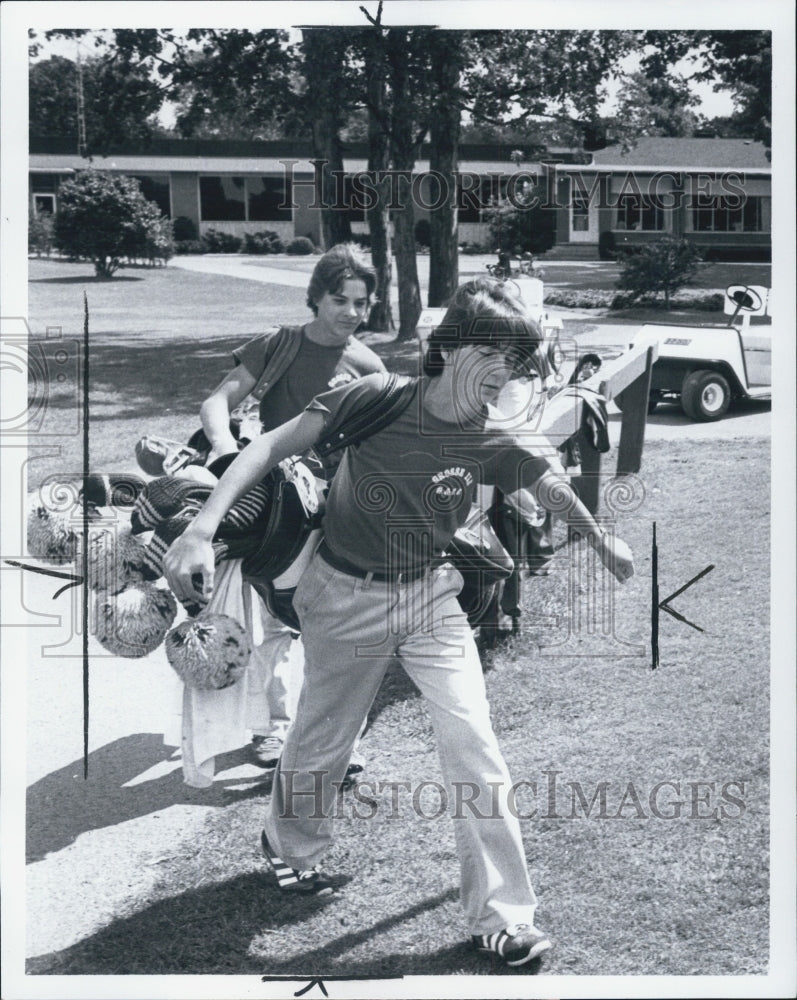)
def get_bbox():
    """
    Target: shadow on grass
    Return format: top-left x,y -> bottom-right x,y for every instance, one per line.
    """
26,875 -> 538,976
33,335 -> 252,422
30,275 -> 146,284
26,734 -> 269,863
